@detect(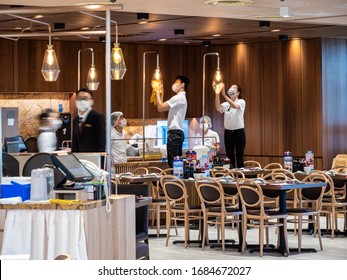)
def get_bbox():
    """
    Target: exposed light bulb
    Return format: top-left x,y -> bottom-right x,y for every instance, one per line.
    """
86,64 -> 99,91
112,48 -> 122,64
